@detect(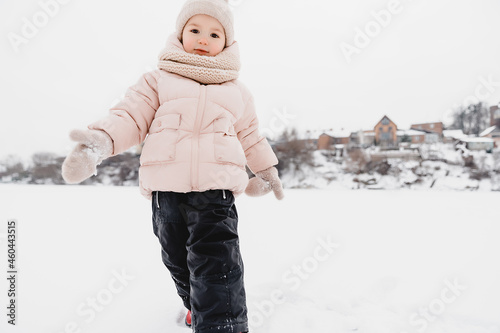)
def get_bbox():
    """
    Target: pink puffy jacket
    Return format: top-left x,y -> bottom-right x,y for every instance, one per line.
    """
89,70 -> 278,199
